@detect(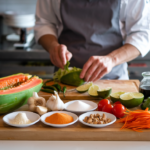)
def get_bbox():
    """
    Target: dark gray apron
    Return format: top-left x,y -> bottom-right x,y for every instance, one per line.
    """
58,0 -> 128,79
